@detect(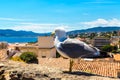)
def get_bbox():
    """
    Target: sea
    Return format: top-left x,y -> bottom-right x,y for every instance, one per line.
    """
0,37 -> 37,43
